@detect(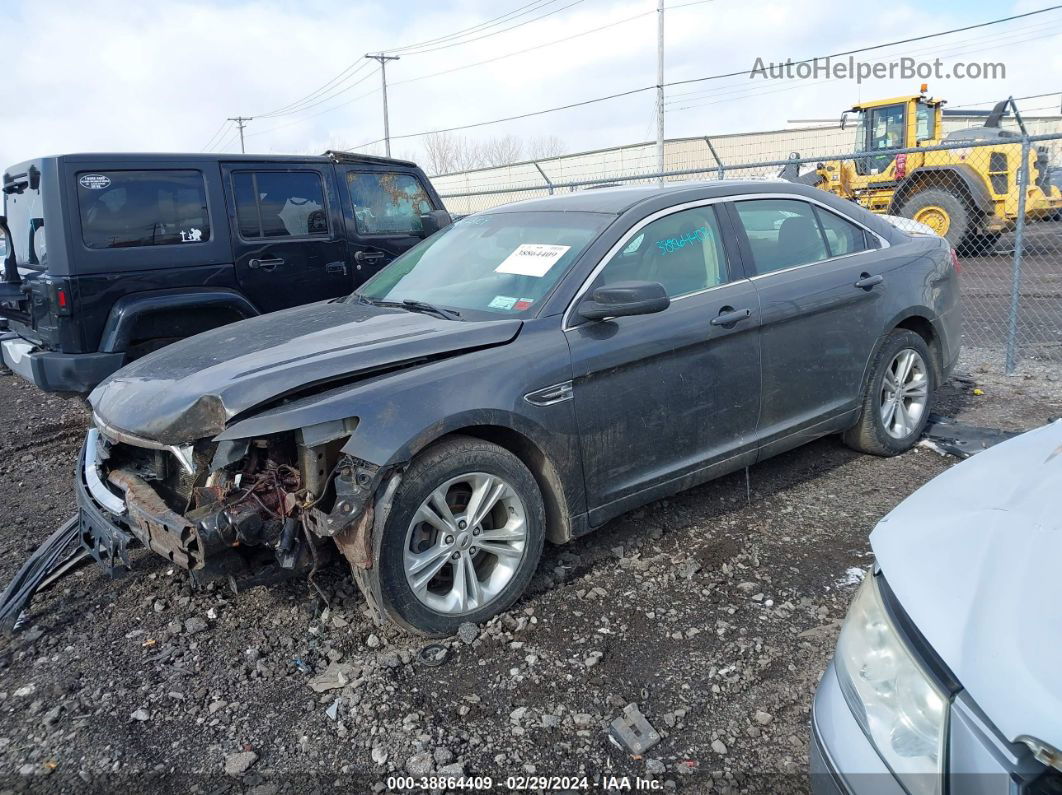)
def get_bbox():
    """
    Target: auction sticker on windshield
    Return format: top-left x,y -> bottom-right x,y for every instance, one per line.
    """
495,244 -> 570,277
488,295 -> 517,310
